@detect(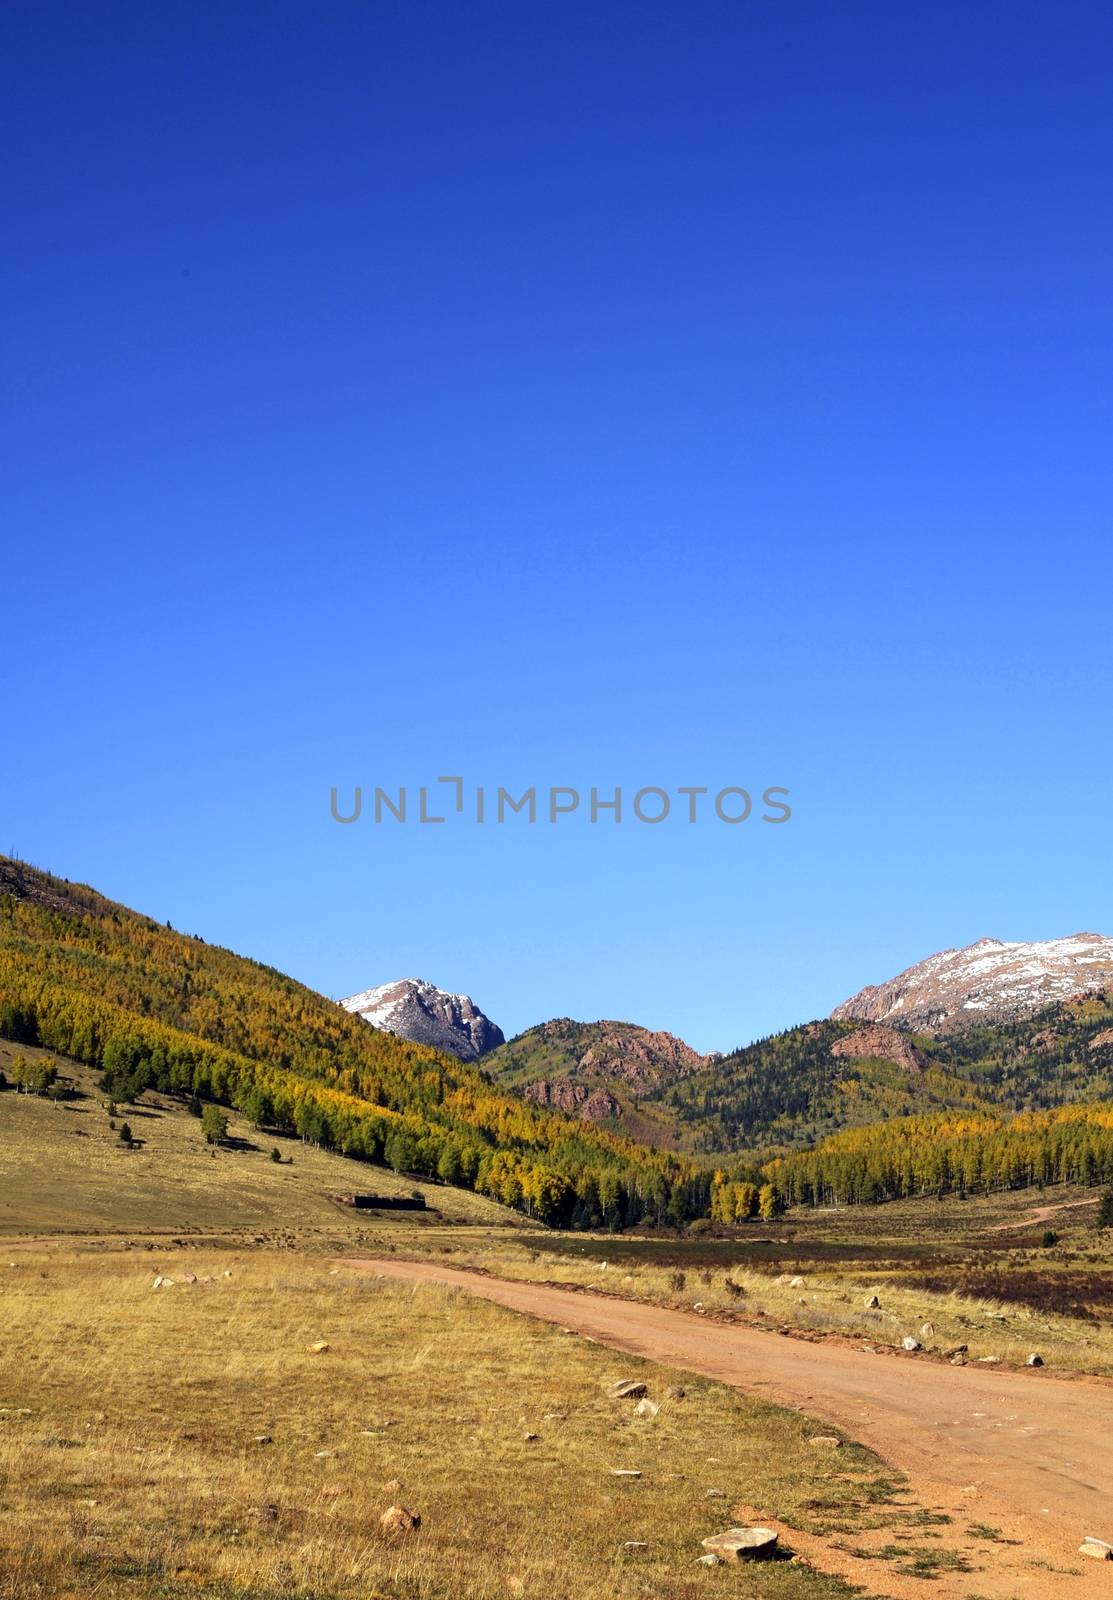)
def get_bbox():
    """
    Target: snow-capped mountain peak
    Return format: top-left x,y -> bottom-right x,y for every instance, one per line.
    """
832,932 -> 1113,1033
340,977 -> 504,1061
